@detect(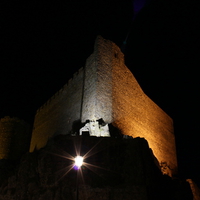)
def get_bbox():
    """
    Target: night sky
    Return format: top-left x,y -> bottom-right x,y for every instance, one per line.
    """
1,0 -> 199,185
